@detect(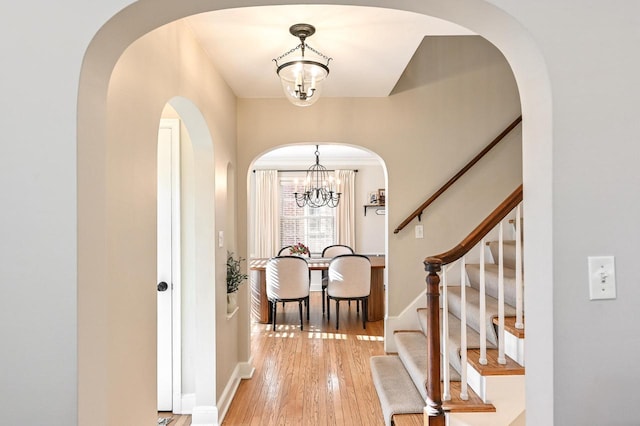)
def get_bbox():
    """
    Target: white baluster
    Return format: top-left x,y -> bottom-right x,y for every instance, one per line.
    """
479,238 -> 488,365
498,221 -> 506,364
442,268 -> 451,401
515,203 -> 524,329
460,256 -> 469,400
